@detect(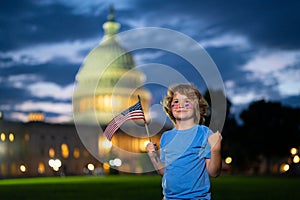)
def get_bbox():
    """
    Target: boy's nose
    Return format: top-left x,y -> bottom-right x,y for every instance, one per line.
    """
178,103 -> 185,108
